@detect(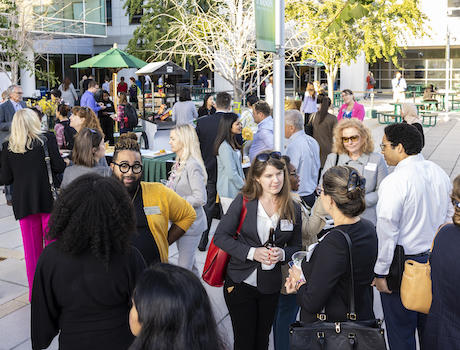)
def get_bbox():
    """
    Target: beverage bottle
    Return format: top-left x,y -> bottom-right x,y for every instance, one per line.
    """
262,228 -> 276,270
264,228 -> 275,249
